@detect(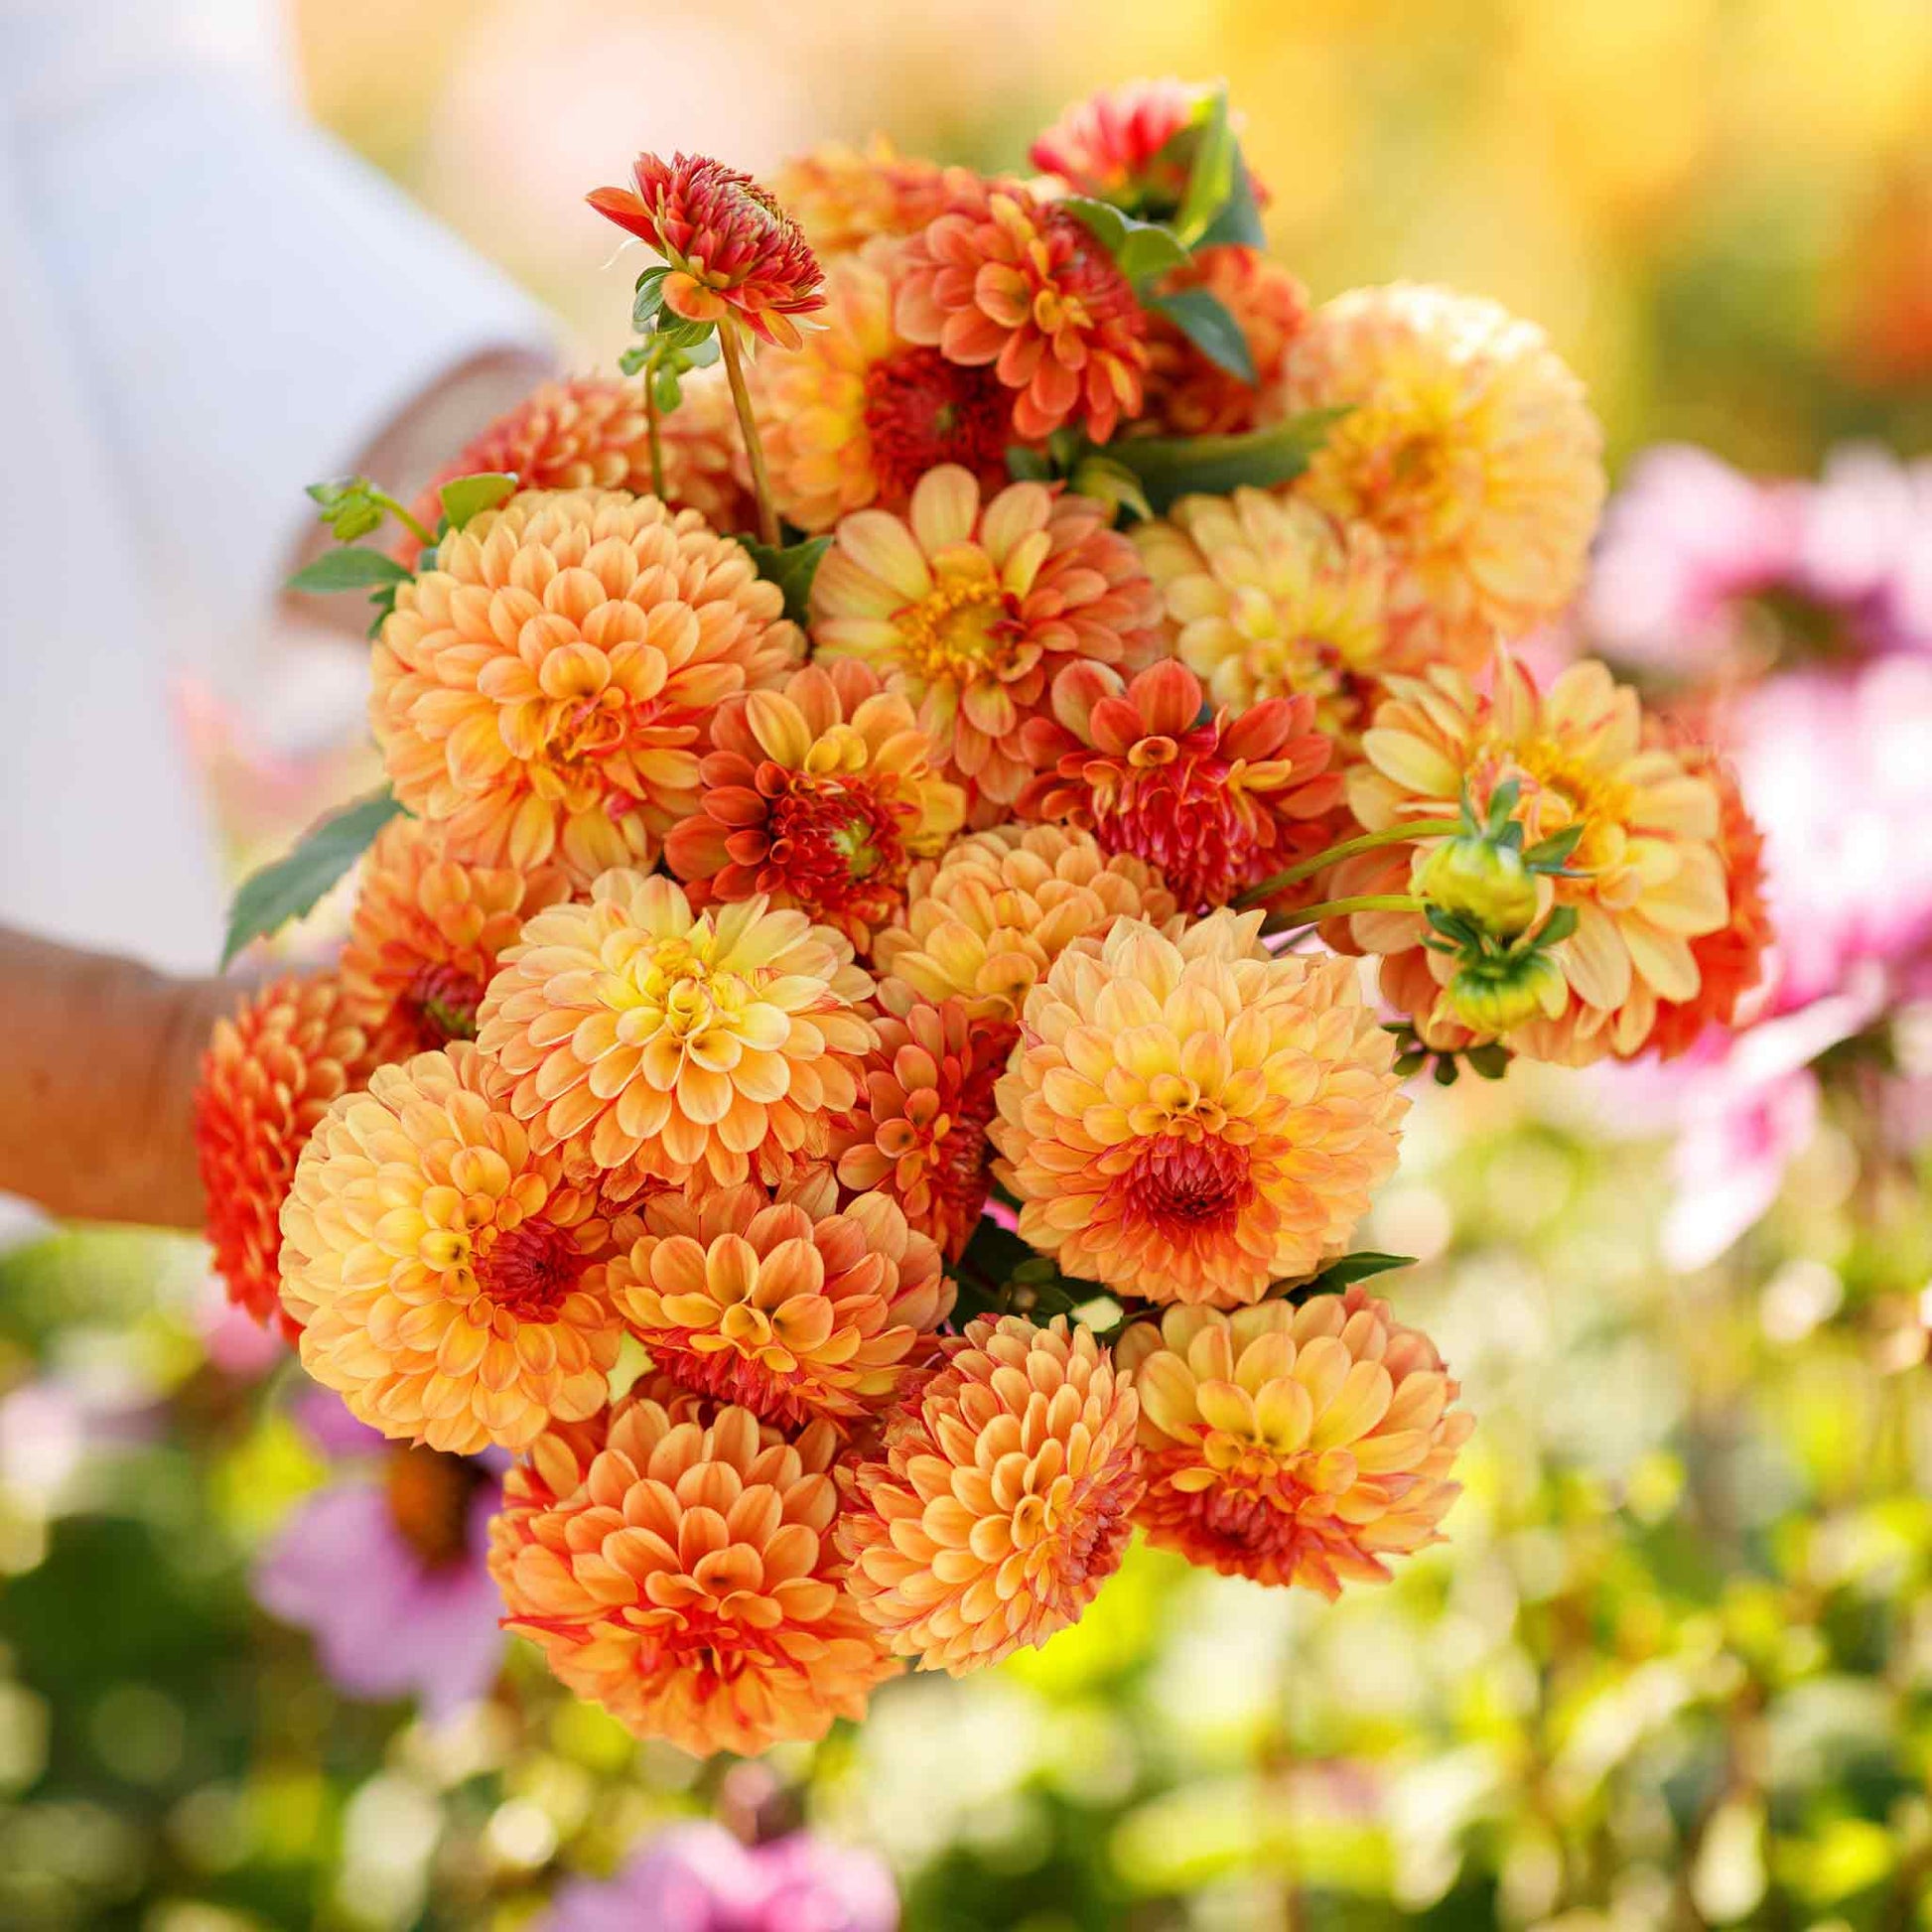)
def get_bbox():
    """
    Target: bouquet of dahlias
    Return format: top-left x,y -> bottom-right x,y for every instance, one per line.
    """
196,80 -> 1767,1757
